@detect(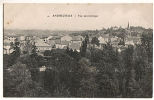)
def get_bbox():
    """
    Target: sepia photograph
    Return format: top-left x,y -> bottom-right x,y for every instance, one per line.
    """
3,3 -> 153,98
